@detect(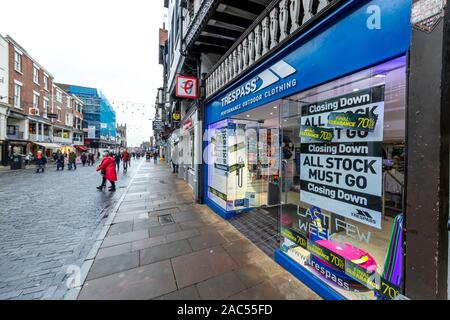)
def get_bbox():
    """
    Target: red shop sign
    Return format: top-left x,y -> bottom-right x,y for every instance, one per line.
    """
183,119 -> 193,130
